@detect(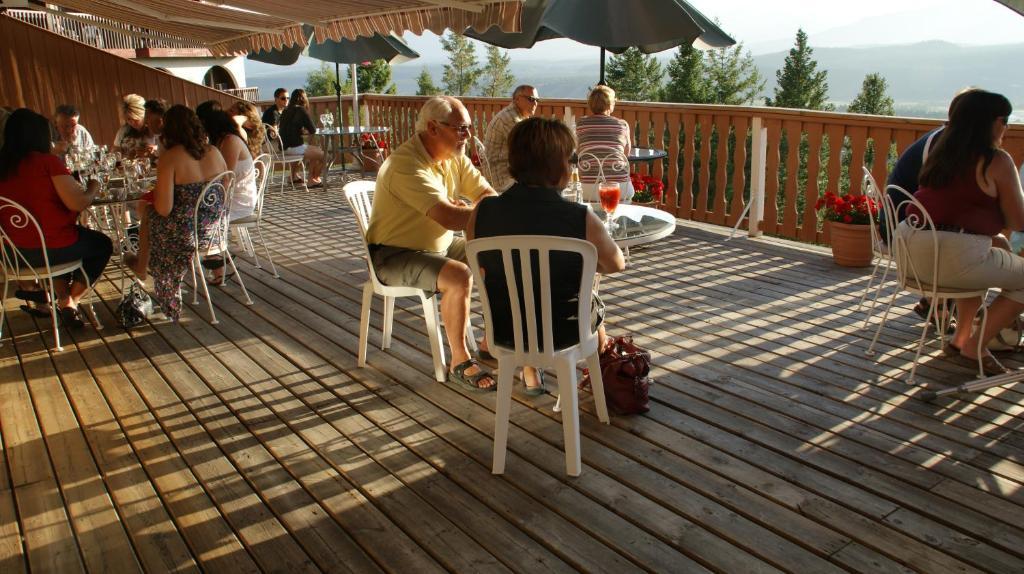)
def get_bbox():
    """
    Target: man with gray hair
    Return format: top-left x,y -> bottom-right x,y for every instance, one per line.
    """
366,96 -> 499,391
483,85 -> 539,192
52,104 -> 95,155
